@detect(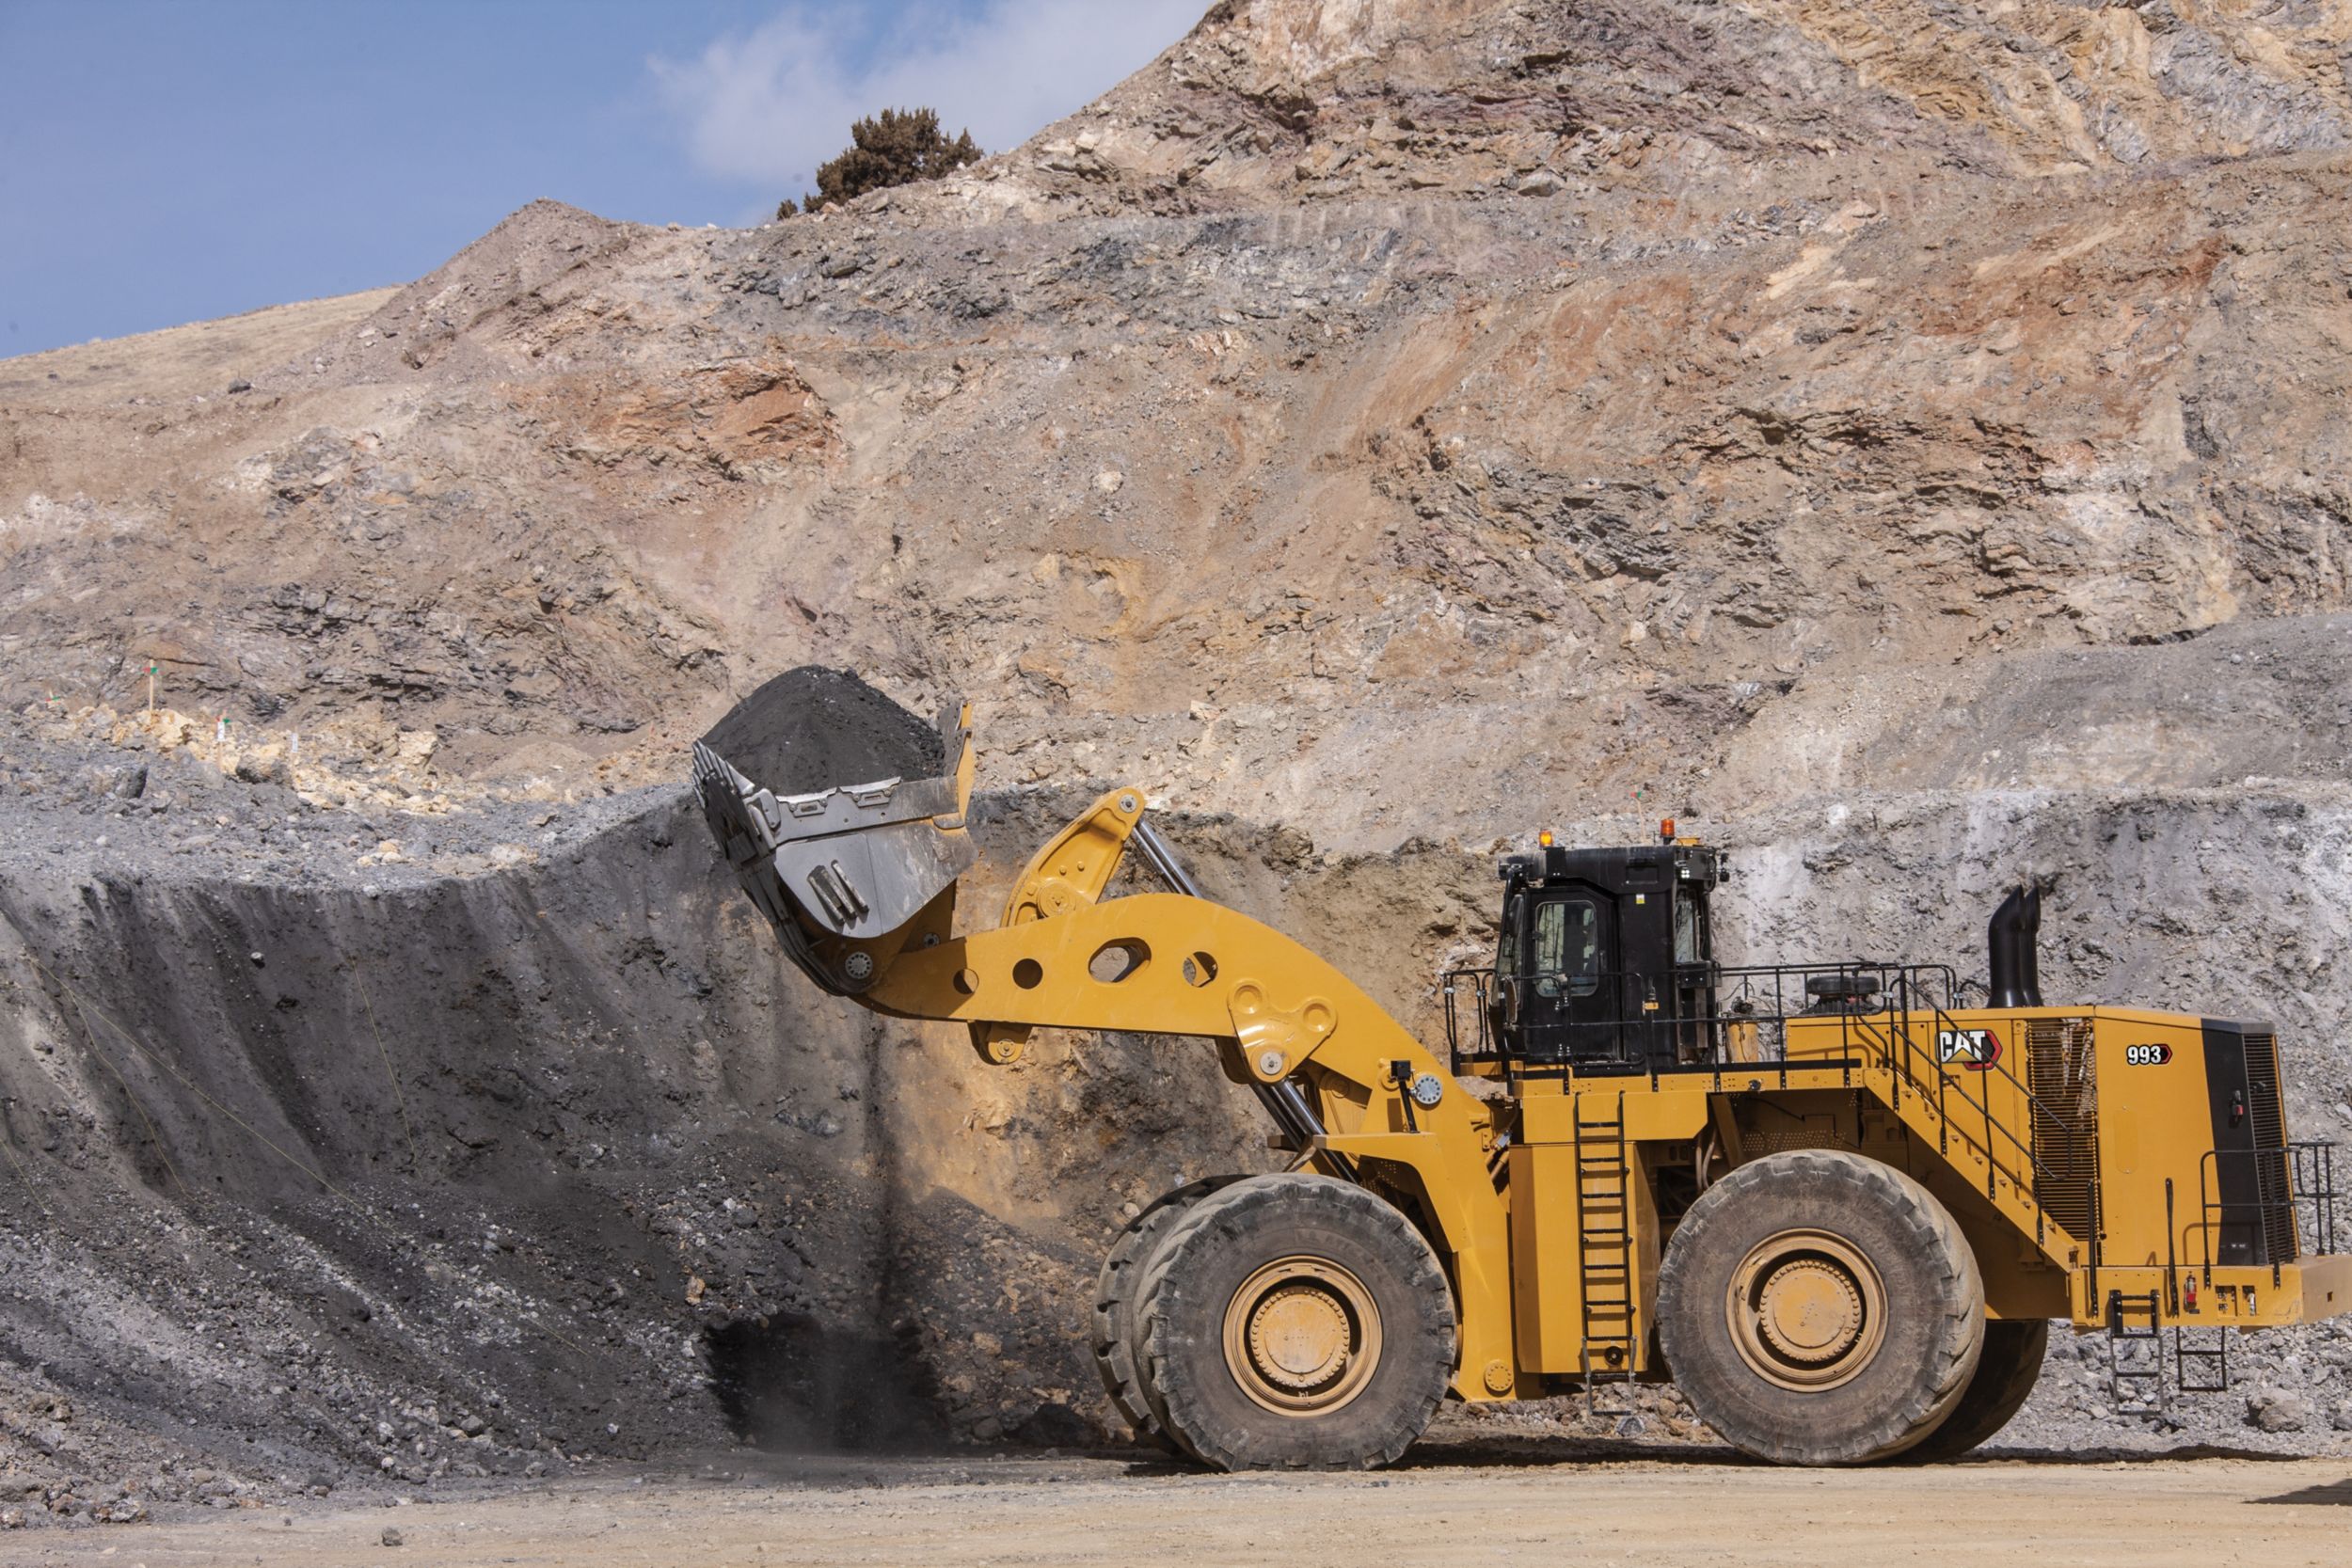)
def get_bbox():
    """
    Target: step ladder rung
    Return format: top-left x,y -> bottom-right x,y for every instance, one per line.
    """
2177,1324 -> 2231,1395
2104,1290 -> 2171,1413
